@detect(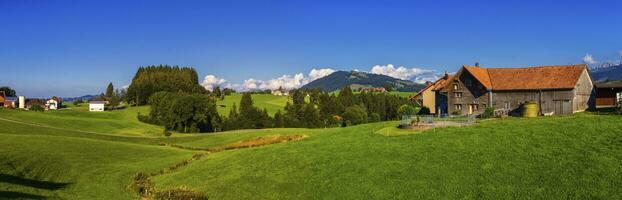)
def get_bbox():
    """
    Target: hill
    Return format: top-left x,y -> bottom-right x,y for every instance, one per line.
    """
301,71 -> 426,92
1,107 -> 621,199
591,64 -> 622,82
